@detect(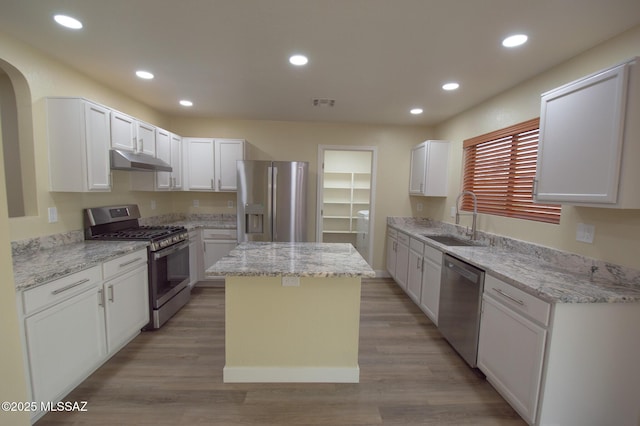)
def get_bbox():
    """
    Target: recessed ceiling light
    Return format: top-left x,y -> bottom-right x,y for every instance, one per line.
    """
135,70 -> 154,80
442,82 -> 460,91
179,100 -> 193,107
53,14 -> 83,30
502,34 -> 528,48
410,108 -> 424,115
289,54 -> 309,66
